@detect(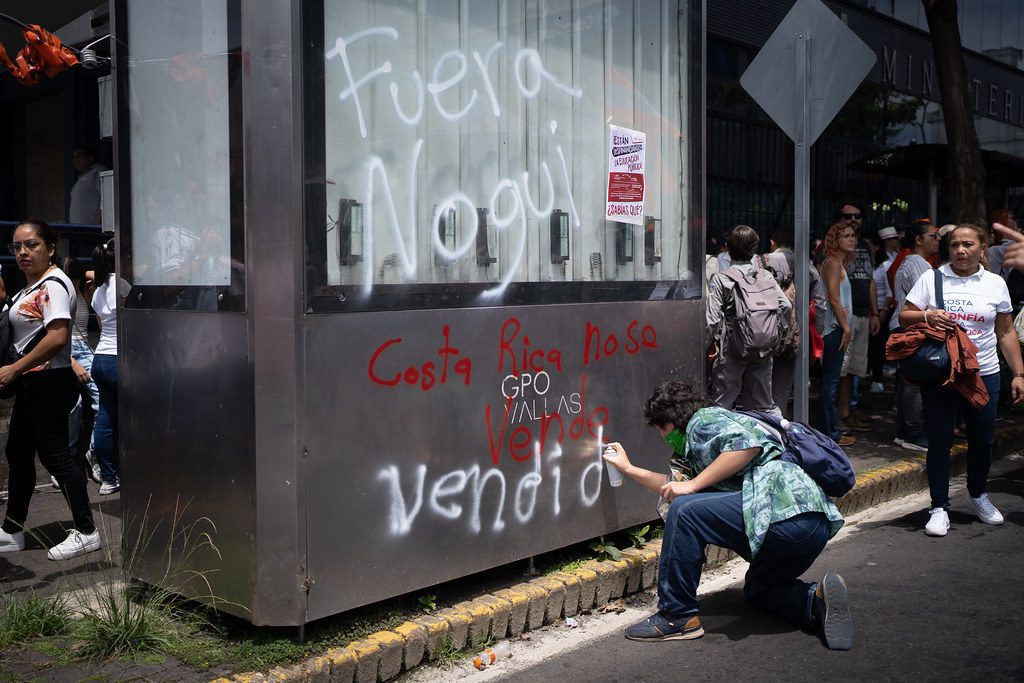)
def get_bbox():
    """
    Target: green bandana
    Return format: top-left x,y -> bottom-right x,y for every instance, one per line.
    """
663,428 -> 686,456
